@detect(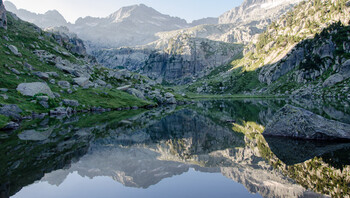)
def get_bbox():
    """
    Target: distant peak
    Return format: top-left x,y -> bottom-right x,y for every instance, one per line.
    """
45,10 -> 61,15
3,1 -> 17,11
